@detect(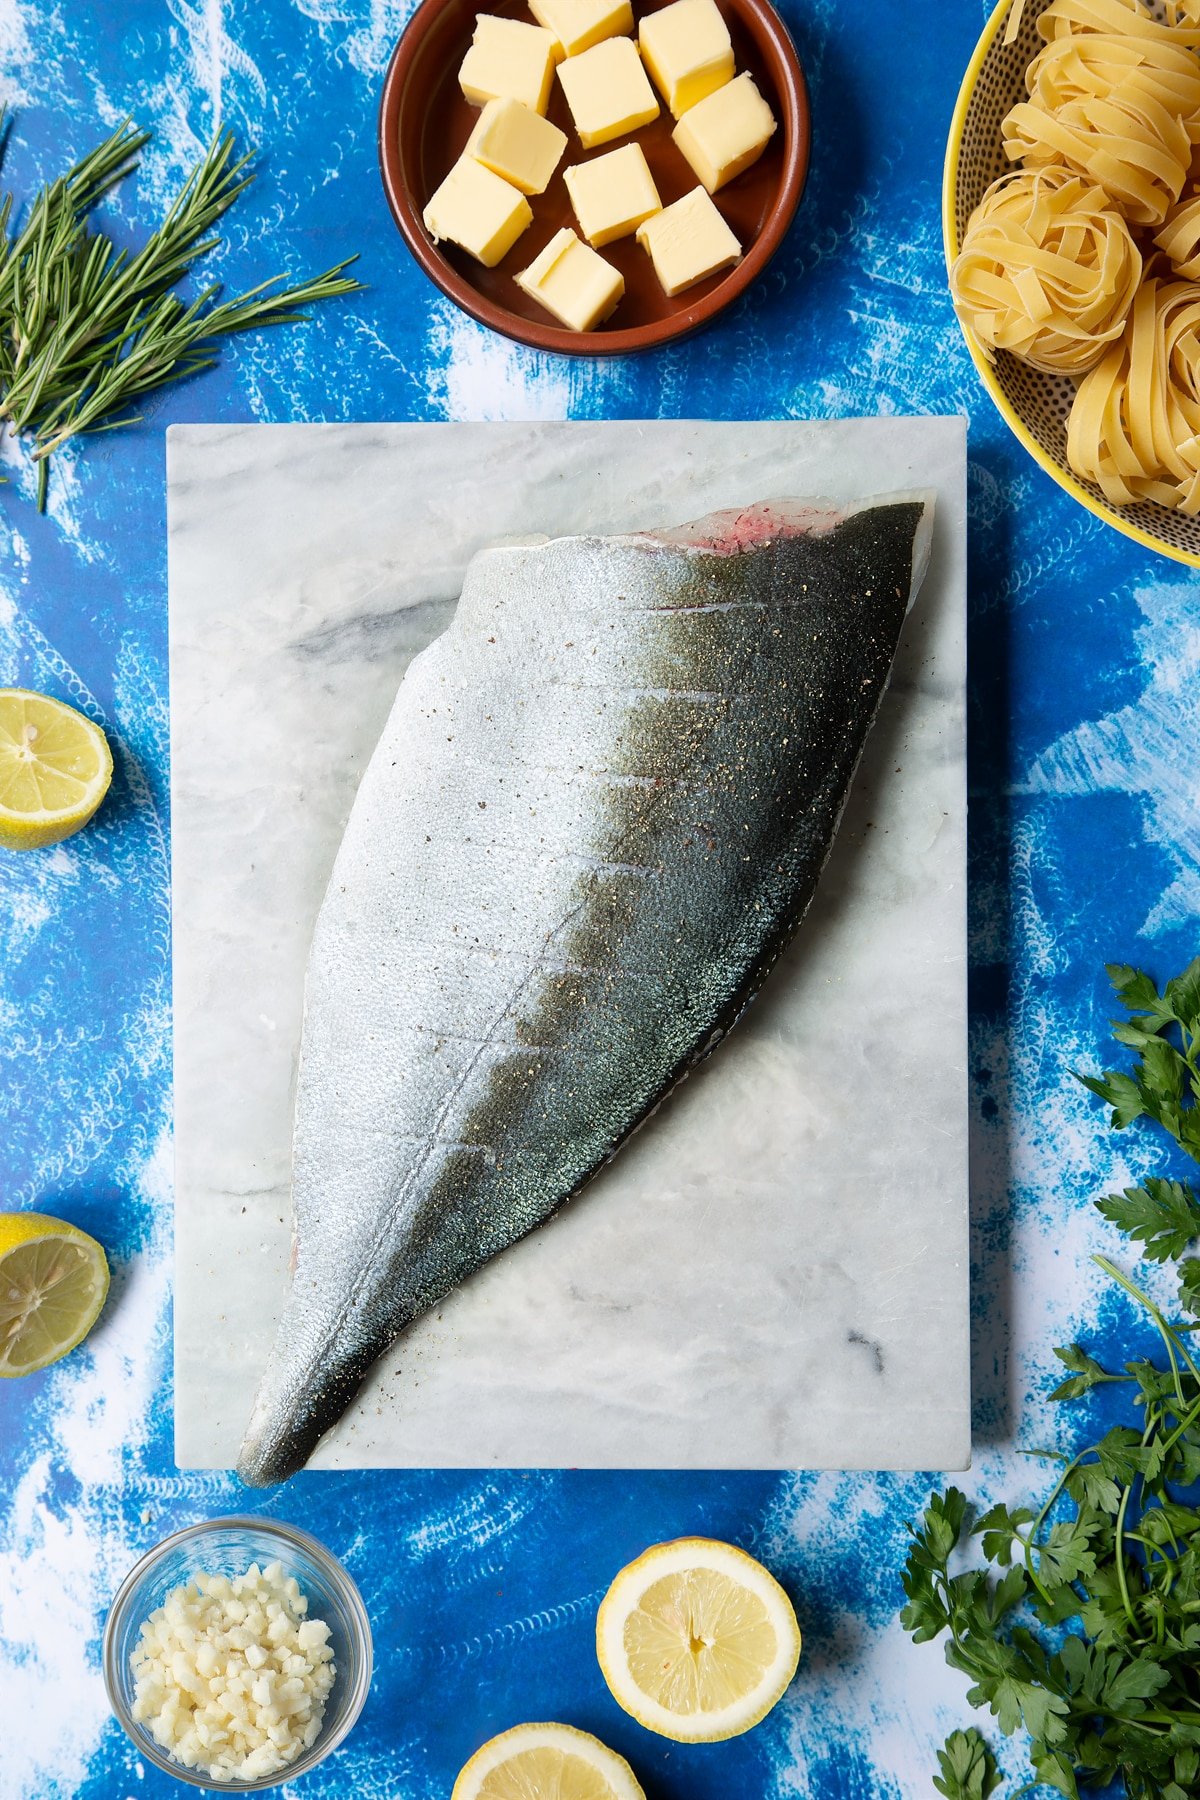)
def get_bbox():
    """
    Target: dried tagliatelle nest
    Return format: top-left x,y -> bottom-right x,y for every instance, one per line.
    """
1031,0 -> 1200,46
1003,31 -> 1195,225
1068,275 -> 1200,508
1155,183 -> 1200,271
953,0 -> 1200,511
950,166 -> 1142,372
1029,28 -> 1200,143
